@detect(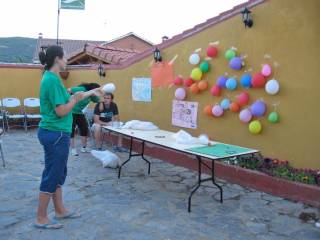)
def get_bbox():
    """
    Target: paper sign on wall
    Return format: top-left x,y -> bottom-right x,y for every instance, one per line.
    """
172,100 -> 198,129
132,78 -> 152,102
